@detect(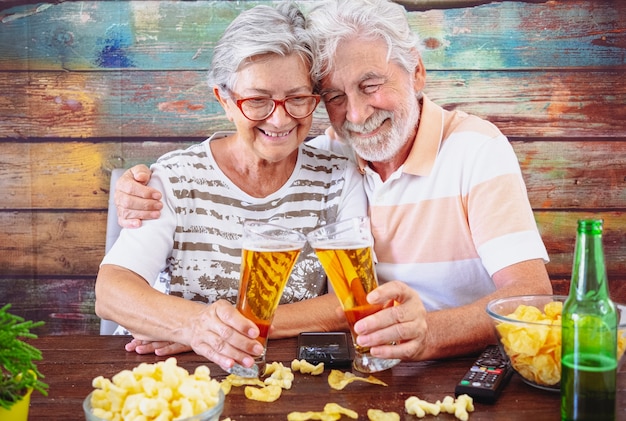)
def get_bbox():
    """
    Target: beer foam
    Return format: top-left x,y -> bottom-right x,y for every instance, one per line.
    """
244,242 -> 304,252
313,239 -> 370,249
